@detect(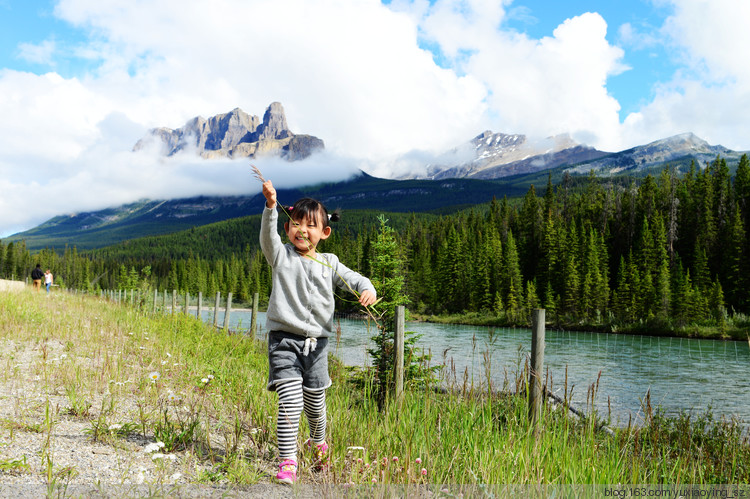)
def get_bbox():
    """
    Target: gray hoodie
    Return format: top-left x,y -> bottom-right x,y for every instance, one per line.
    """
260,206 -> 376,339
